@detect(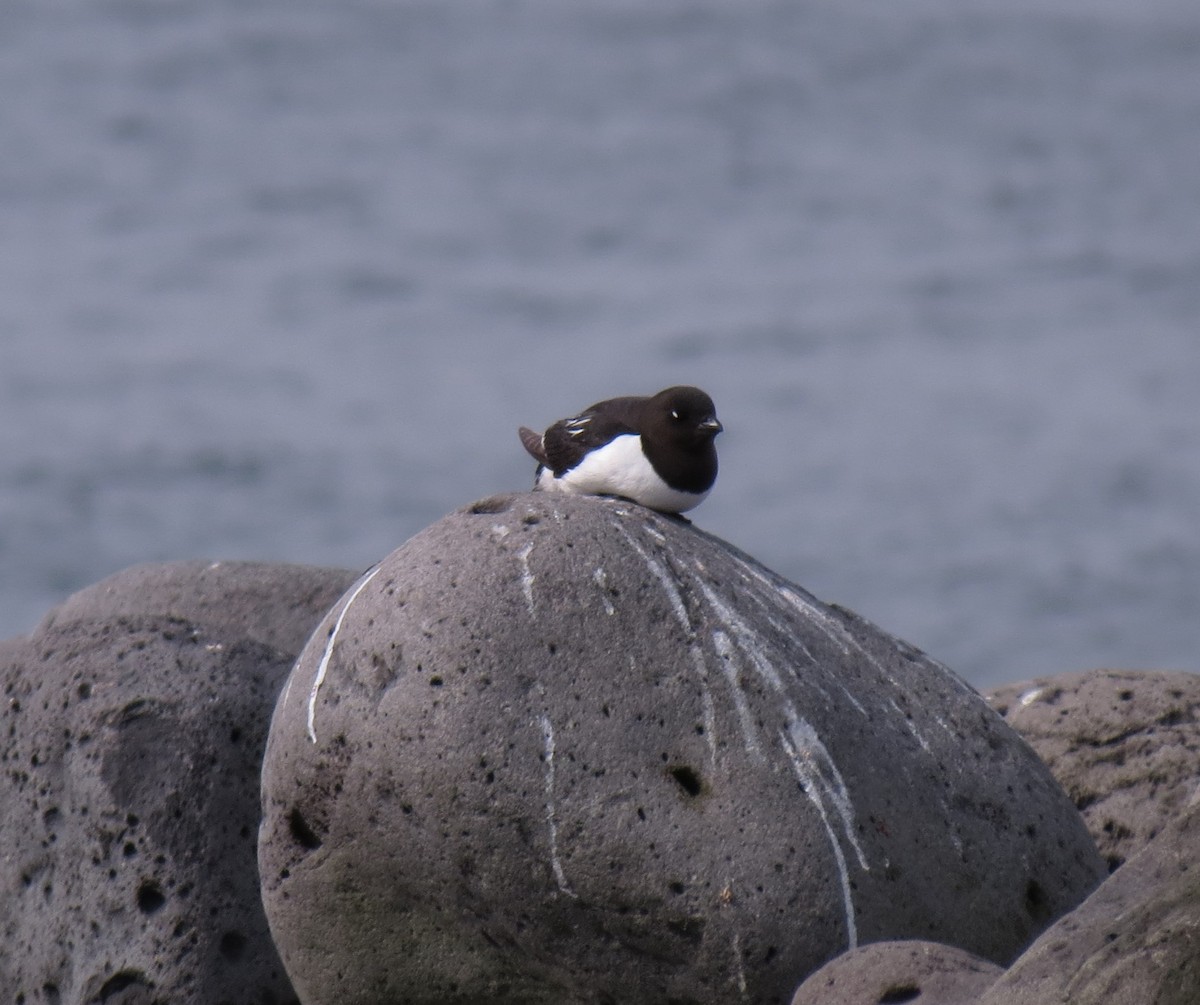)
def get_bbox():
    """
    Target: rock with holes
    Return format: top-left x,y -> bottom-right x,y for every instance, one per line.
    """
37,559 -> 360,659
259,492 -> 1104,1005
0,561 -> 357,1004
986,669 -> 1200,872
976,797 -> 1200,1005
788,939 -> 1003,1005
